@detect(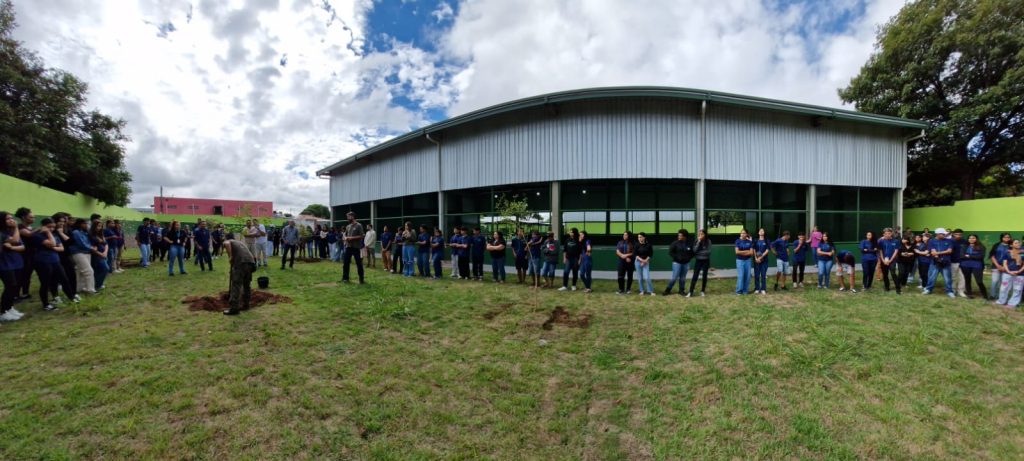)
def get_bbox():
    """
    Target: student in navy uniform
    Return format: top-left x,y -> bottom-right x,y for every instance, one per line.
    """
752,228 -> 771,295
393,227 -> 404,275
771,231 -> 791,291
914,233 -> 933,290
164,220 -> 188,276
815,232 -> 835,289
448,226 -> 461,279
959,234 -> 987,299
859,231 -> 878,290
486,231 -> 507,283
878,228 -> 902,293
430,228 -> 445,279
995,239 -> 1023,307
0,211 -> 26,321
15,207 -> 35,300
988,233 -> 1012,300
471,227 -> 487,281
540,232 -> 558,288
527,230 -> 543,289
634,232 -> 655,295
401,222 -> 416,277
734,229 -> 754,295
89,223 -> 109,291
615,231 -> 636,295
791,231 -> 809,288
835,249 -> 856,292
194,219 -> 213,271
103,220 -> 119,274
924,228 -> 955,298
897,237 -> 918,294
559,228 -> 581,291
688,229 -> 712,297
457,227 -> 471,280
416,225 -> 431,278
579,231 -> 594,293
136,218 -> 152,268
664,229 -> 694,296
379,225 -> 393,273
32,218 -> 77,311
512,228 -> 528,284
950,229 -> 966,297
